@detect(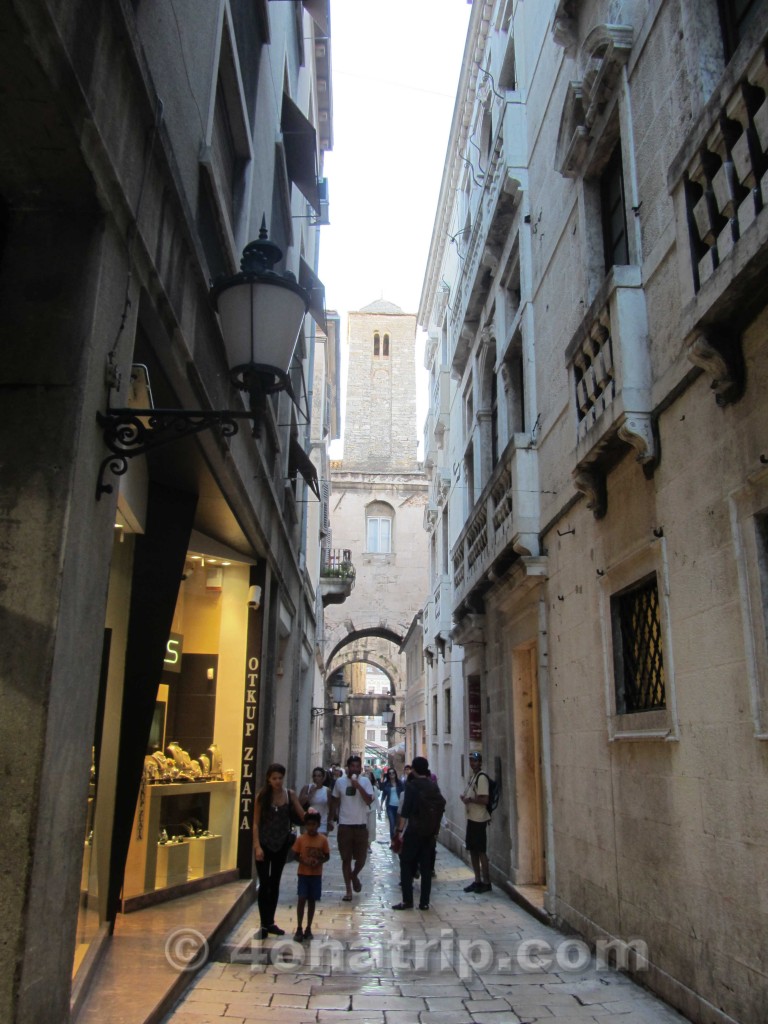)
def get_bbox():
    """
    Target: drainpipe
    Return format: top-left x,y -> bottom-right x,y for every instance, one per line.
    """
537,587 -> 557,916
